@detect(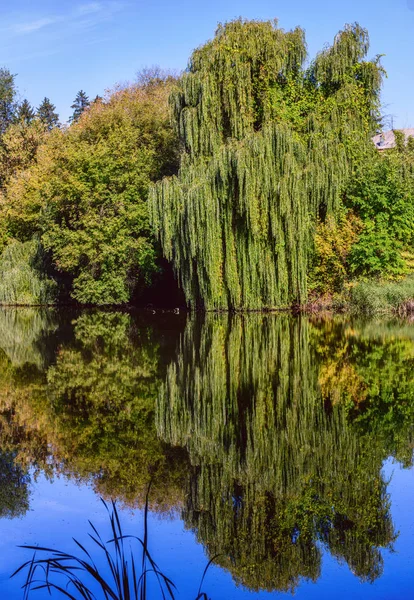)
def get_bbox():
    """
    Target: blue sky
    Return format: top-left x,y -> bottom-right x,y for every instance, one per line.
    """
1,0 -> 413,126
